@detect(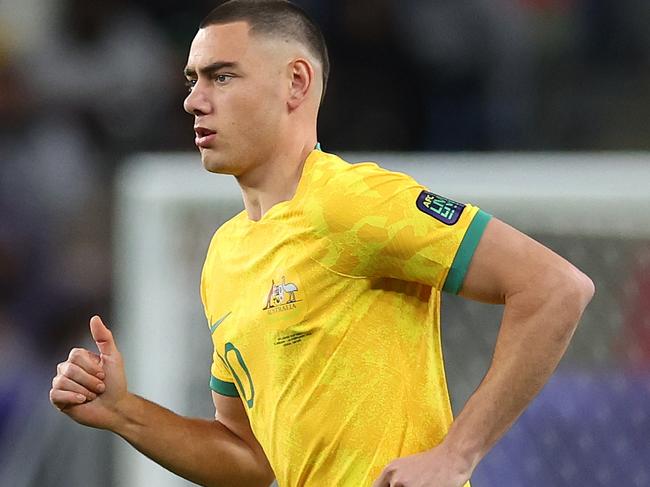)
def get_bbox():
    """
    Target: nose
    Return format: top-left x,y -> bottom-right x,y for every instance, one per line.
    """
183,82 -> 212,116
